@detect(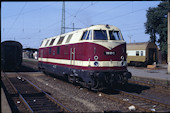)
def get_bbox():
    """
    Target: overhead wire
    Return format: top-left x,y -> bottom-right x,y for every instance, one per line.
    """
66,2 -> 98,27
5,2 -> 27,38
2,2 -> 56,19
65,9 -> 89,27
94,7 -> 147,24
95,2 -> 159,24
75,1 -> 98,16
5,2 -> 97,40
3,2 -> 158,44
85,1 -> 132,19
69,2 -> 84,25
